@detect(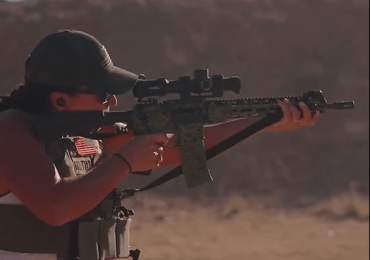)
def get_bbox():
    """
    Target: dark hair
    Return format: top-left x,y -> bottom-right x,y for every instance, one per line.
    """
0,82 -> 55,114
